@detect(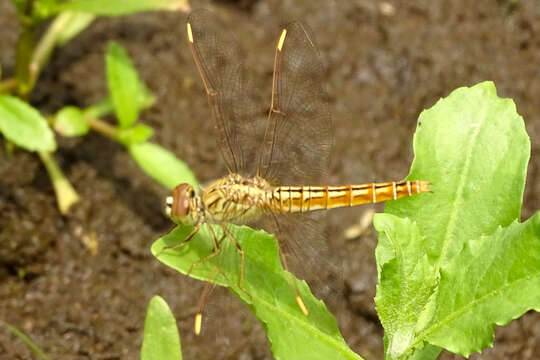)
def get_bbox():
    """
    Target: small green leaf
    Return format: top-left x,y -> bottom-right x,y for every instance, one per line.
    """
153,225 -> 363,360
128,142 -> 197,190
83,85 -> 154,120
106,41 -> 142,128
33,0 -> 61,19
137,82 -> 156,111
54,0 -> 189,16
54,106 -> 89,136
141,296 -> 182,360
55,12 -> 96,46
116,124 -> 153,145
83,98 -> 114,118
0,95 -> 56,152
